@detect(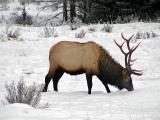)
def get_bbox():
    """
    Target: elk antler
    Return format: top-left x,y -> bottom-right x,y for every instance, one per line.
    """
114,33 -> 143,76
